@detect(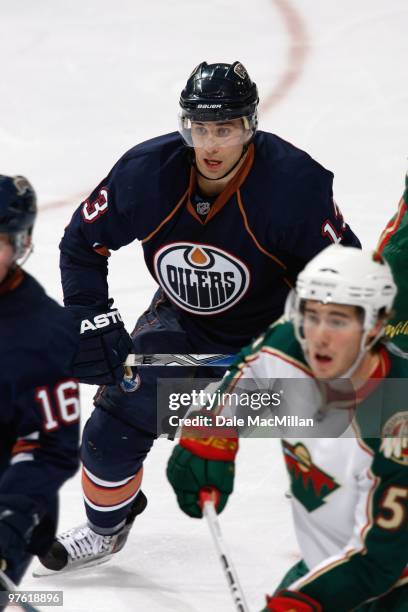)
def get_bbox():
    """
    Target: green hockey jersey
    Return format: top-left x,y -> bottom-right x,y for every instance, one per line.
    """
218,320 -> 408,611
377,172 -> 408,355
